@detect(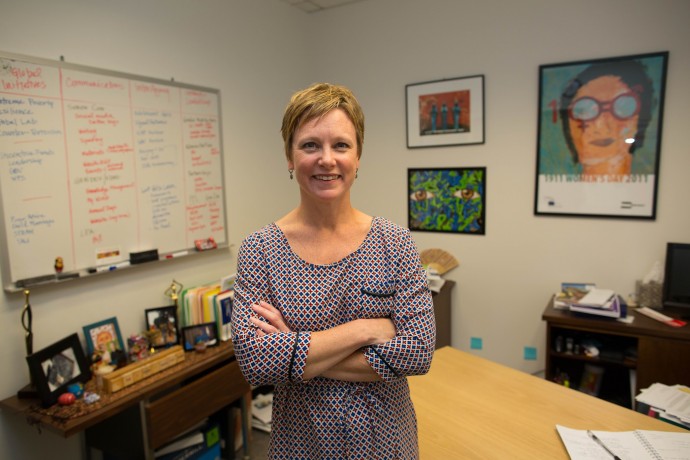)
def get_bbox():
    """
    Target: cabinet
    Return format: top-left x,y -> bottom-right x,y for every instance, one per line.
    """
432,281 -> 454,349
542,302 -> 690,408
0,341 -> 250,460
